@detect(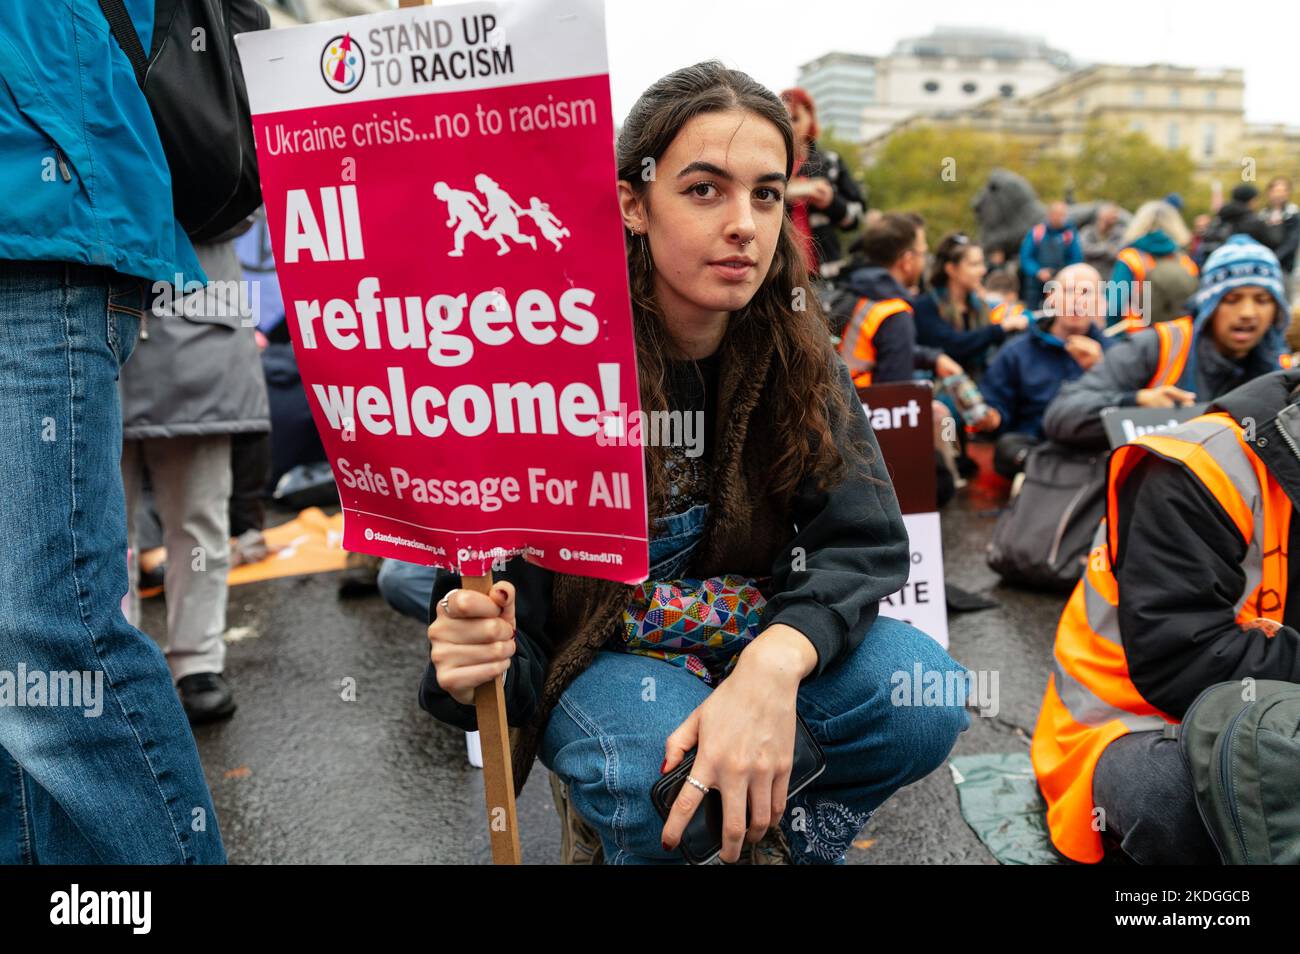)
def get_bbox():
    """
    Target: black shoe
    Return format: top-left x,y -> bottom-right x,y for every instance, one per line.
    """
337,552 -> 383,597
177,672 -> 236,725
138,561 -> 166,598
